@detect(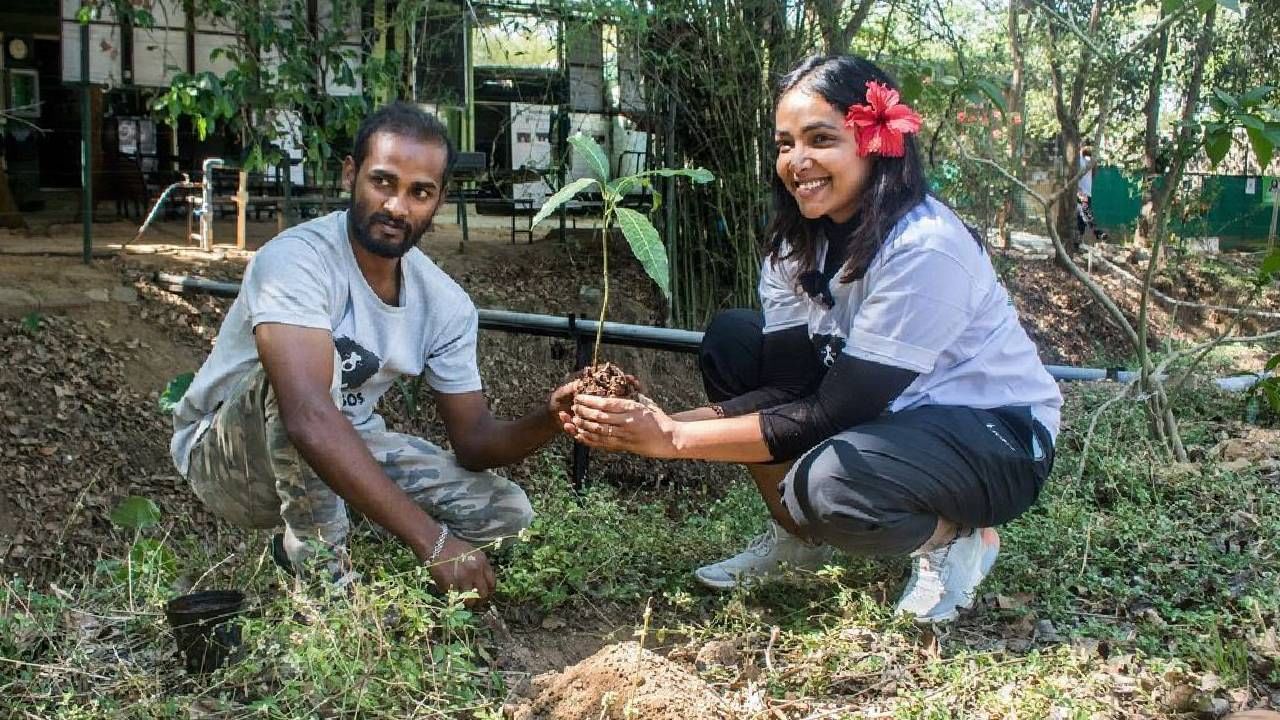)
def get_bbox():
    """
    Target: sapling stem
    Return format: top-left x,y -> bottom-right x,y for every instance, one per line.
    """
593,205 -> 614,366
